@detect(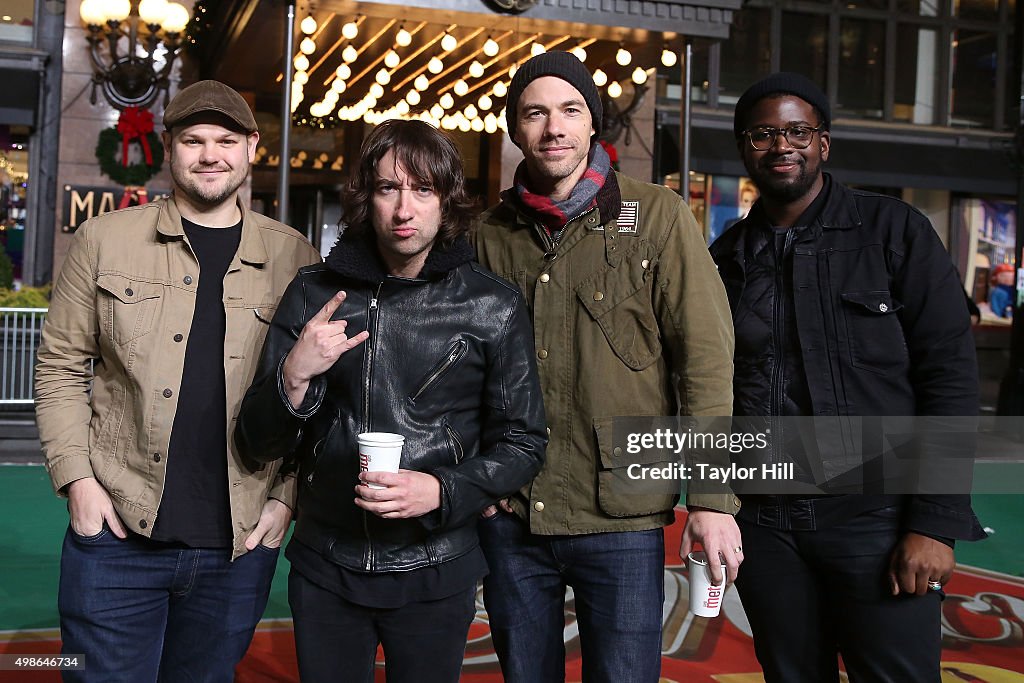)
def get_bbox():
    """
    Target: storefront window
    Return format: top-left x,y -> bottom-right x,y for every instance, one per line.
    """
0,126 -> 29,284
954,0 -> 1000,20
780,12 -> 827,89
0,0 -> 34,45
838,18 -> 885,118
950,30 -> 998,128
719,7 -> 772,103
957,197 -> 1016,320
895,23 -> 939,124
